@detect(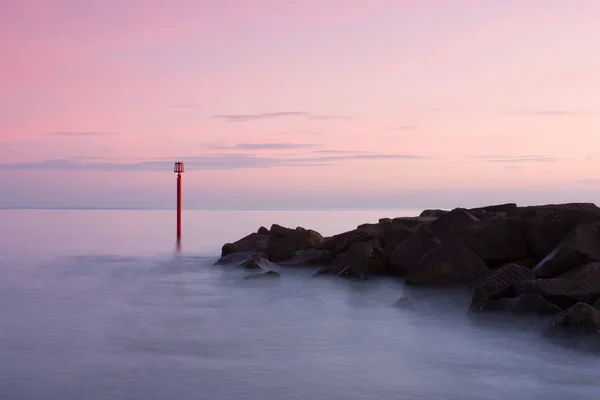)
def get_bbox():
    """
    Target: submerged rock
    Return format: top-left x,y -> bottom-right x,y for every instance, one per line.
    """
214,251 -> 268,266
548,302 -> 600,337
244,270 -> 281,280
